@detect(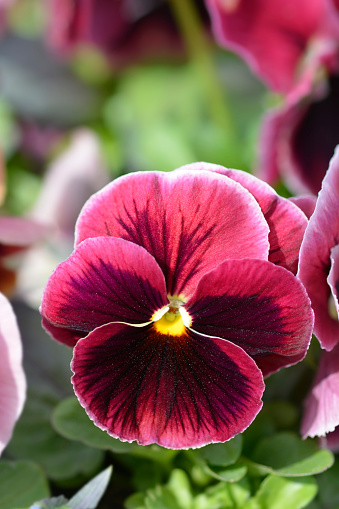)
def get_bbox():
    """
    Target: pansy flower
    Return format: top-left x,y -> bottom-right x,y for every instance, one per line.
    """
258,70 -> 339,195
0,292 -> 26,455
299,146 -> 339,440
48,0 -> 209,69
41,166 -> 313,449
298,146 -> 339,351
204,0 -> 339,94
